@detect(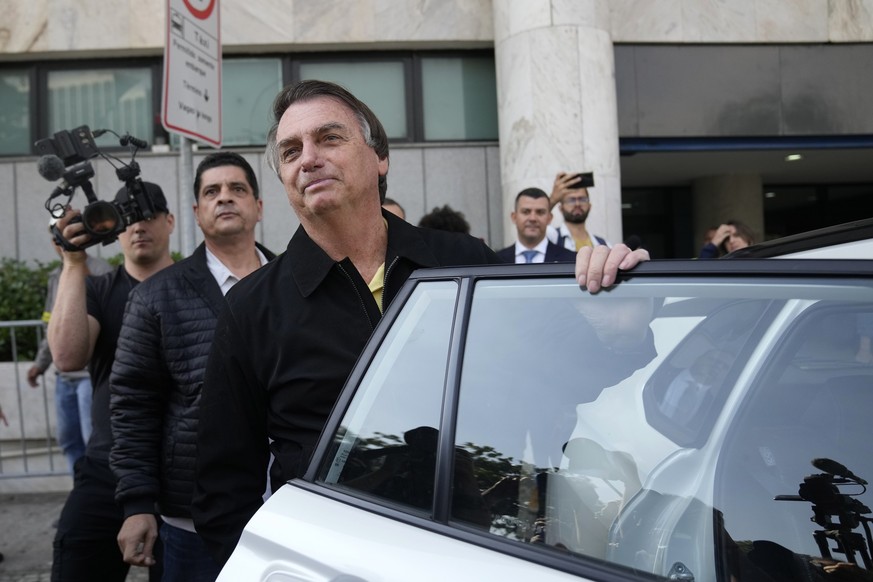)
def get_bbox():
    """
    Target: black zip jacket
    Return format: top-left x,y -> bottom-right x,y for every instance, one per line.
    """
109,242 -> 275,520
192,211 -> 501,565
